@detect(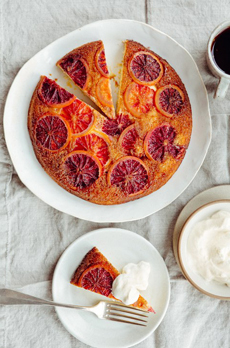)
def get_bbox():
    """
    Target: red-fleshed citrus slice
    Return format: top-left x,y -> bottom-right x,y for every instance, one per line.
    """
128,51 -> 163,86
95,47 -> 109,78
155,85 -> 185,118
119,125 -> 138,152
96,77 -> 113,107
78,264 -> 114,297
102,114 -> 132,136
64,151 -> 102,189
63,99 -> 94,135
118,125 -> 144,157
71,132 -> 110,167
144,124 -> 185,162
35,115 -> 70,151
108,156 -> 149,196
58,54 -> 89,89
37,76 -> 75,108
124,82 -> 155,118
